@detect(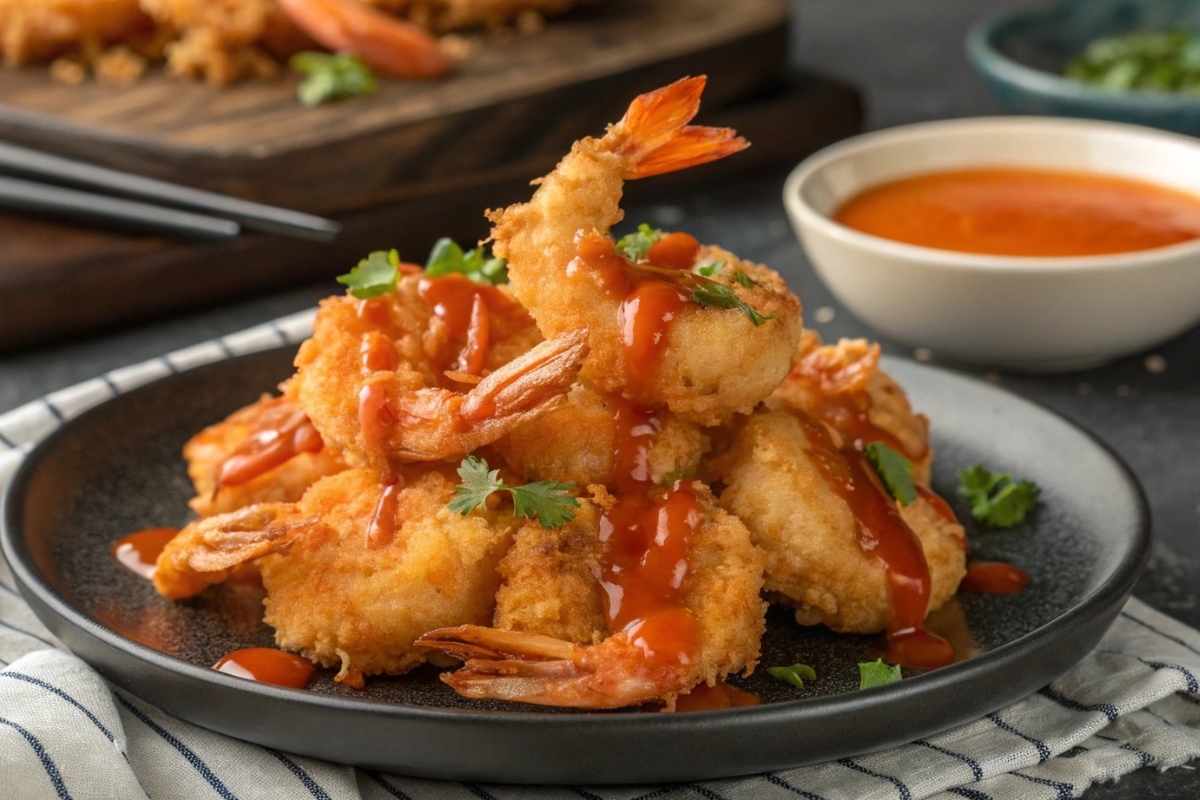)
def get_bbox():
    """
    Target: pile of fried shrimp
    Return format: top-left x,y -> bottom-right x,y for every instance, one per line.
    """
0,0 -> 578,86
150,76 -> 969,711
